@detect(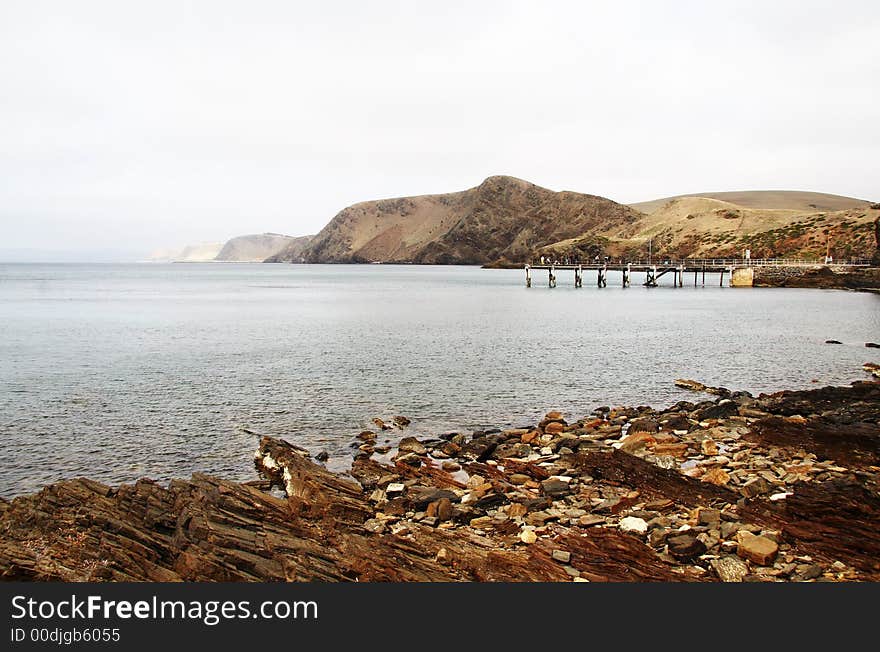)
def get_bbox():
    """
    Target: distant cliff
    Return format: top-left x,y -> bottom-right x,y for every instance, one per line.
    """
262,235 -> 314,263
215,233 -> 303,262
148,242 -> 223,262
